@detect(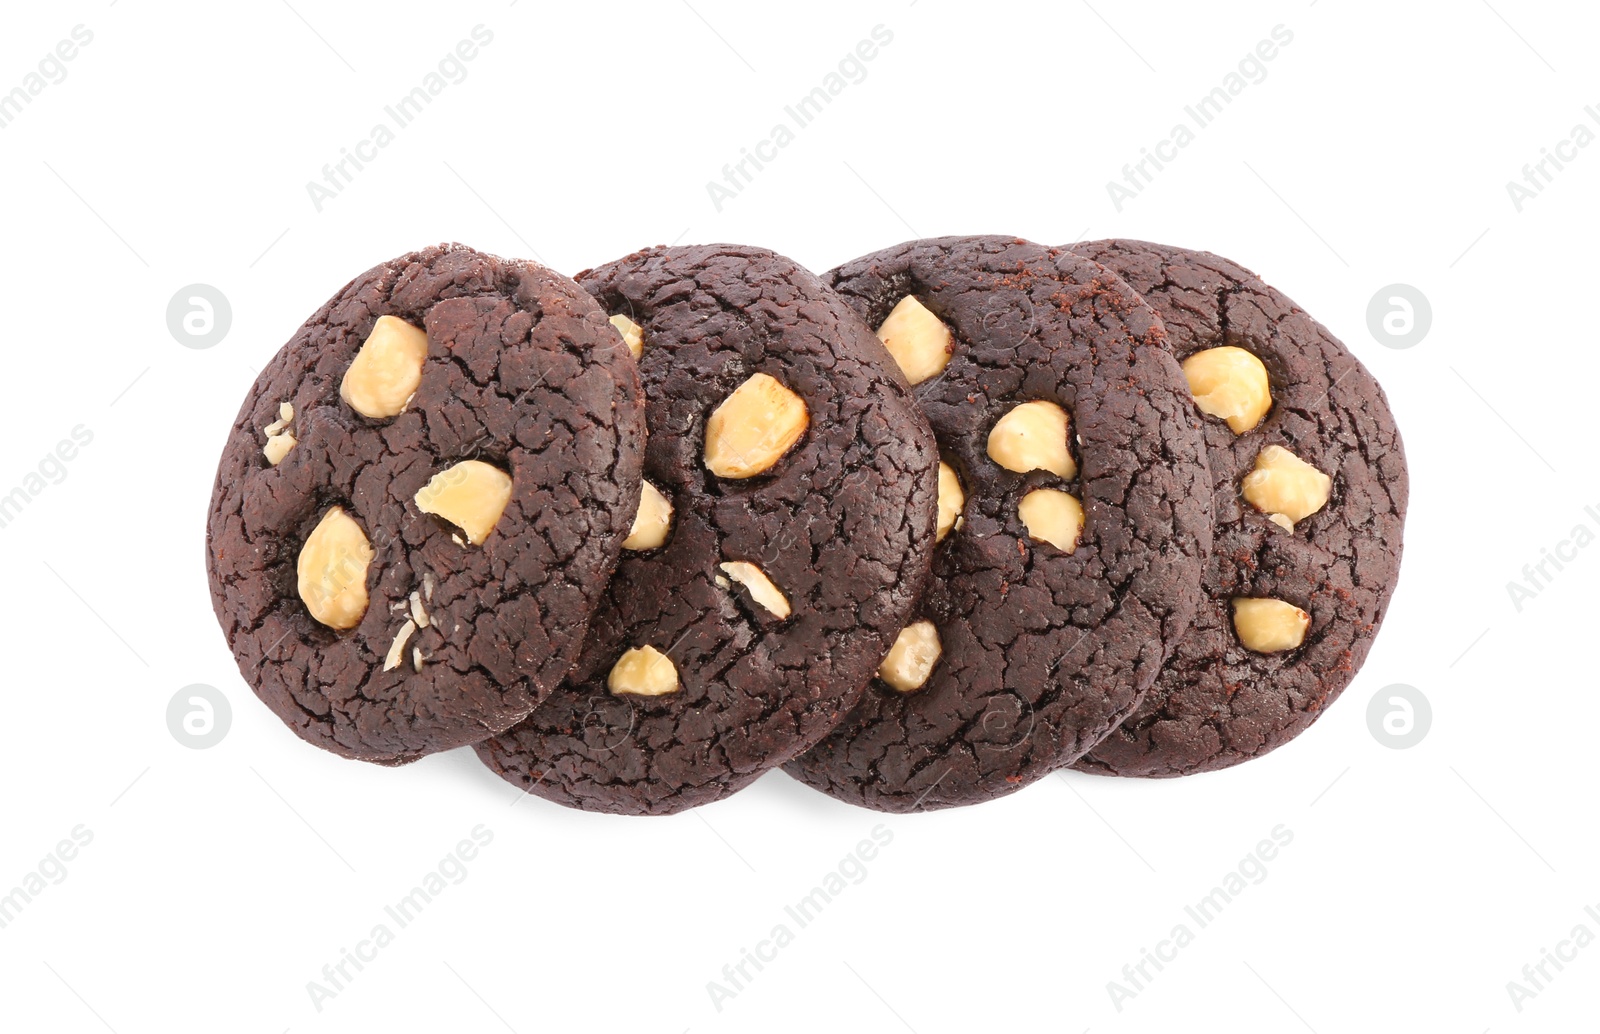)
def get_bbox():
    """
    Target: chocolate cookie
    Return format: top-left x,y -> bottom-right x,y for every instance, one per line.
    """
474,245 -> 941,815
784,236 -> 1214,811
206,244 -> 646,764
1070,239 -> 1407,778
